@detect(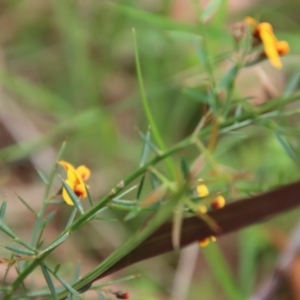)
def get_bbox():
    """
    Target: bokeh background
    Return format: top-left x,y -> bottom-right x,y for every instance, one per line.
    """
0,0 -> 300,299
